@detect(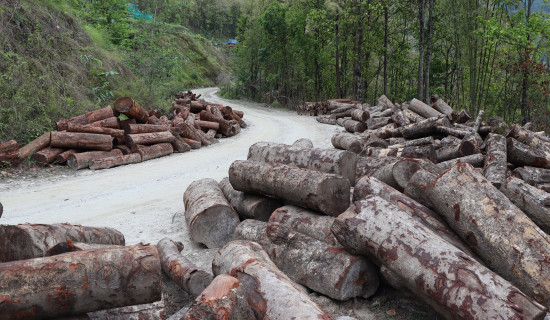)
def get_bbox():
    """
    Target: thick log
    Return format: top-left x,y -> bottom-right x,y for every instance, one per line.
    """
195,120 -> 219,131
145,116 -> 162,125
292,138 -> 314,148
331,133 -> 363,153
67,150 -> 122,170
370,123 -> 401,139
183,178 -> 240,248
55,149 -> 78,164
409,98 -> 442,118
472,109 -> 486,133
483,133 -> 507,188
124,123 -> 169,134
45,241 -> 121,256
212,240 -> 334,319
0,223 -> 125,262
0,152 -> 19,166
221,106 -> 247,128
56,106 -> 115,131
234,110 -> 244,118
370,109 -> 393,118
0,244 -> 162,320
436,153 -> 485,170
17,132 -> 51,160
88,116 -> 120,129
409,163 -> 550,307
31,147 -> 65,165
182,274 -> 255,320
330,110 -> 353,119
229,161 -> 350,217
356,156 -> 400,183
158,238 -> 213,296
391,158 -> 443,189
508,124 -> 550,153
360,145 -> 436,163
331,196 -> 547,319
513,166 -> 550,185
430,95 -> 454,118
435,138 -> 478,163
363,135 -> 388,148
331,105 -> 355,114
401,116 -> 449,139
132,143 -> 173,162
454,109 -> 471,123
87,301 -> 165,320
0,140 -> 18,154
247,142 -> 357,184
126,131 -> 175,146
350,109 -> 369,122
51,131 -> 112,151
182,138 -> 201,149
387,136 -> 434,149
343,119 -> 367,133
171,135 -> 191,153
234,220 -> 379,300
328,101 -> 355,110
89,153 -> 141,170
391,109 -> 410,127
67,123 -> 124,141
199,110 -> 237,137
219,177 -> 282,222
113,97 -> 149,123
366,117 -> 391,130
317,116 -> 338,125
507,137 -> 550,168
